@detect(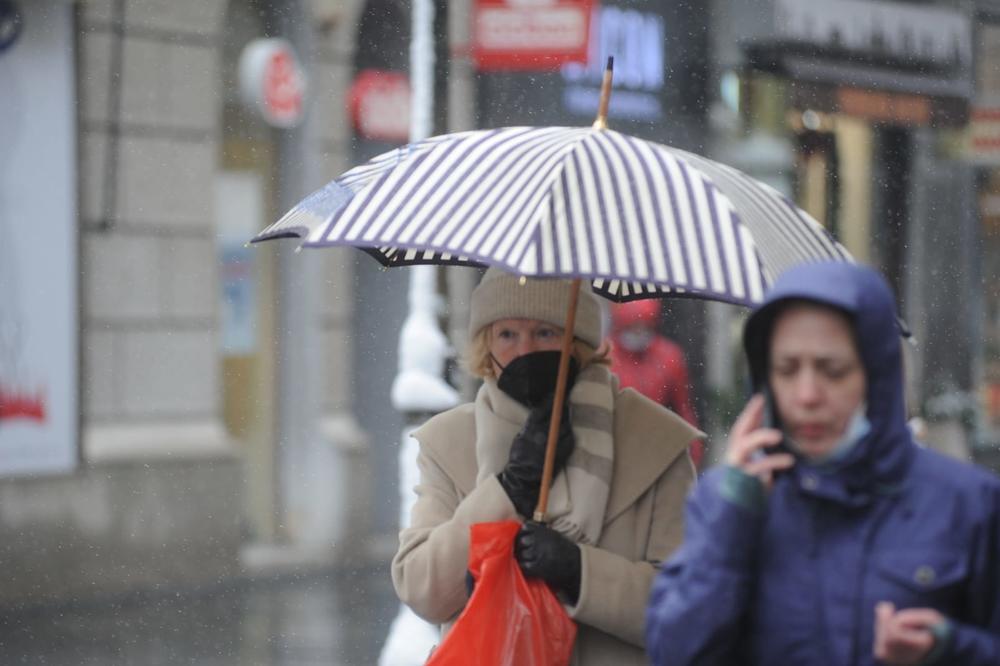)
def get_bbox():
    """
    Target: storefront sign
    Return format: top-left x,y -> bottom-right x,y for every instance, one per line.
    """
836,88 -> 931,126
0,0 -> 77,476
473,0 -> 592,71
789,80 -> 968,128
964,25 -> 1000,164
964,106 -> 1000,163
238,38 -> 307,128
774,0 -> 971,70
348,69 -> 411,143
744,0 -> 972,120
561,5 -> 665,121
